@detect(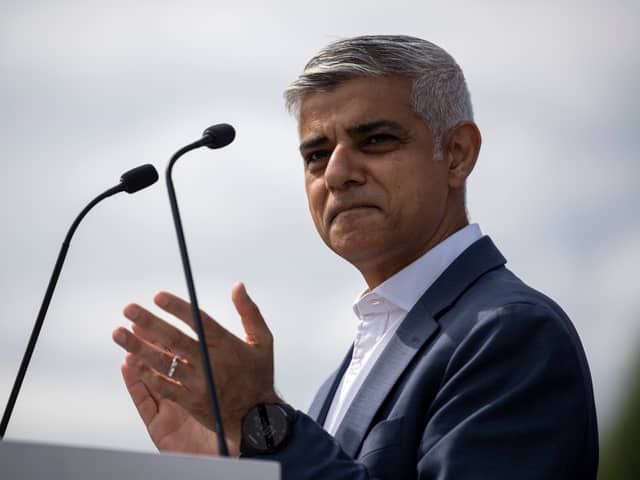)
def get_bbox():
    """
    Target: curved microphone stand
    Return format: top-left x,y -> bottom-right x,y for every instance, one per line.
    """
165,124 -> 235,457
0,164 -> 159,439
